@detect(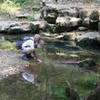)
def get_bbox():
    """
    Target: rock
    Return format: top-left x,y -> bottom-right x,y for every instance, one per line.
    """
62,32 -> 76,41
22,72 -> 37,84
76,32 -> 100,42
16,13 -> 30,19
59,8 -> 79,17
56,17 -> 81,27
78,27 -> 88,31
83,17 -> 90,27
0,21 -> 15,33
44,8 -> 58,24
70,17 -> 82,27
77,38 -> 100,49
0,20 -> 49,34
78,9 -> 88,19
30,23 -> 39,34
38,21 -> 48,31
83,18 -> 98,30
78,58 -> 96,70
0,21 -> 31,34
56,17 -> 82,32
8,22 -> 31,34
